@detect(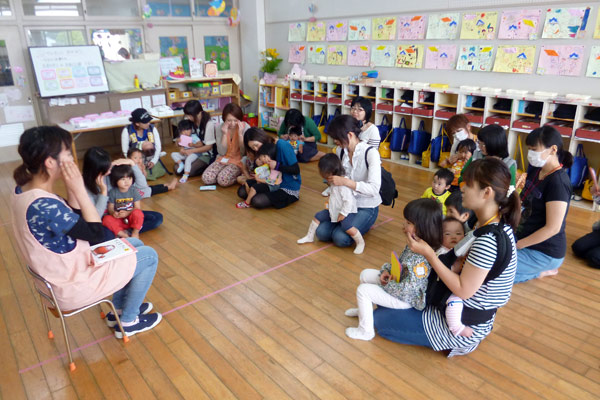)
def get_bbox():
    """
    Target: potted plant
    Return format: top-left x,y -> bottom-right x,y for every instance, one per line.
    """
260,48 -> 282,84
